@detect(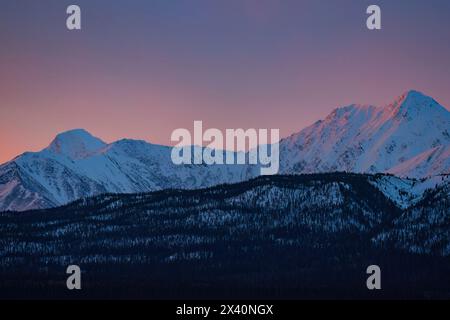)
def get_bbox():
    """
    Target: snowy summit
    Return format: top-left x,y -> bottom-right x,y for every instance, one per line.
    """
0,90 -> 449,211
